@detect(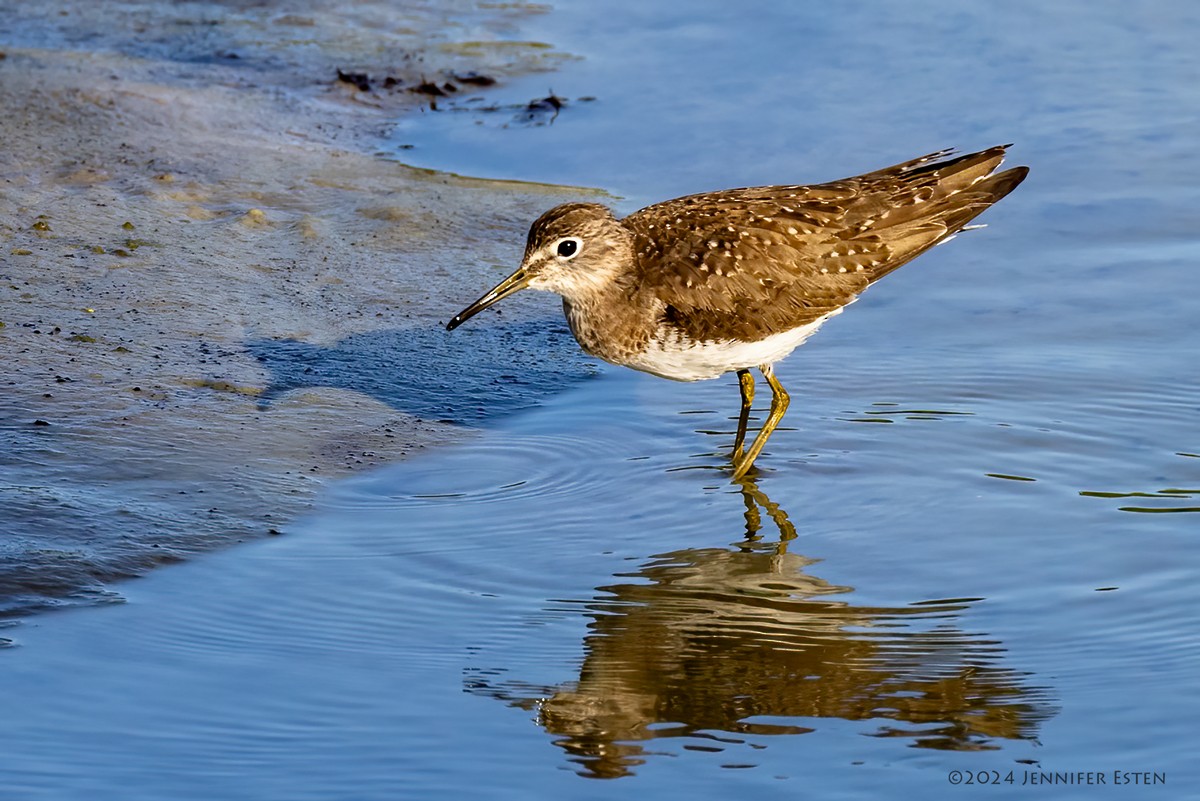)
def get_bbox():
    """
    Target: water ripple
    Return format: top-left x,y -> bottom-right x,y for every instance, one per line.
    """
335,432 -> 640,509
